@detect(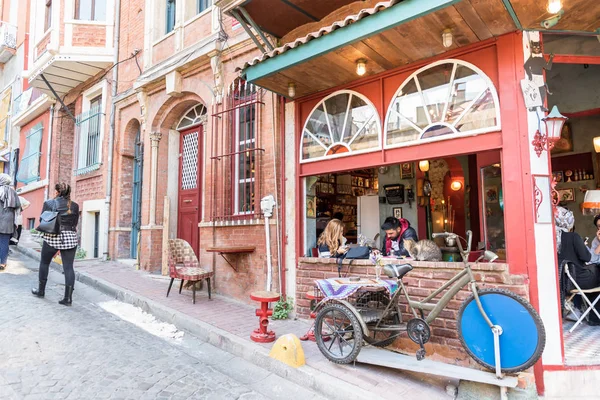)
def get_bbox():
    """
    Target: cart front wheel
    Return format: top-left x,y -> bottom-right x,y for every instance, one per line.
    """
314,303 -> 363,364
458,288 -> 546,373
